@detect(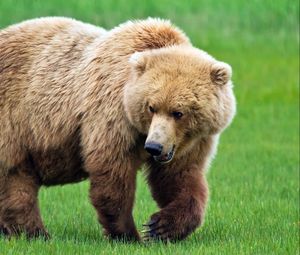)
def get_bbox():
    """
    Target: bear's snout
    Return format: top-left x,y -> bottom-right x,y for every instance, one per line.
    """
144,142 -> 163,156
145,114 -> 177,163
